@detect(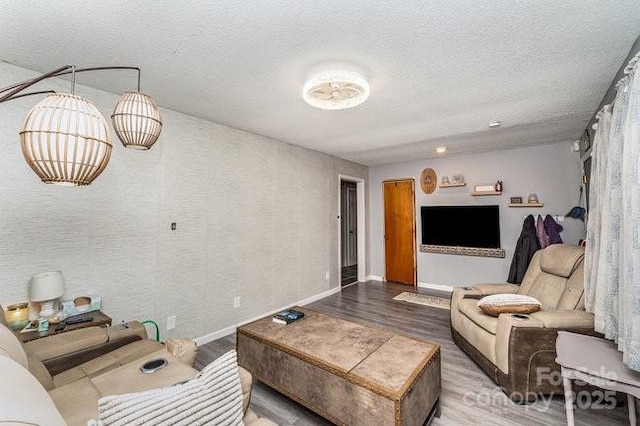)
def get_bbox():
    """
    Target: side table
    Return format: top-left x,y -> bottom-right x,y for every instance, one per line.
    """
17,310 -> 112,343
